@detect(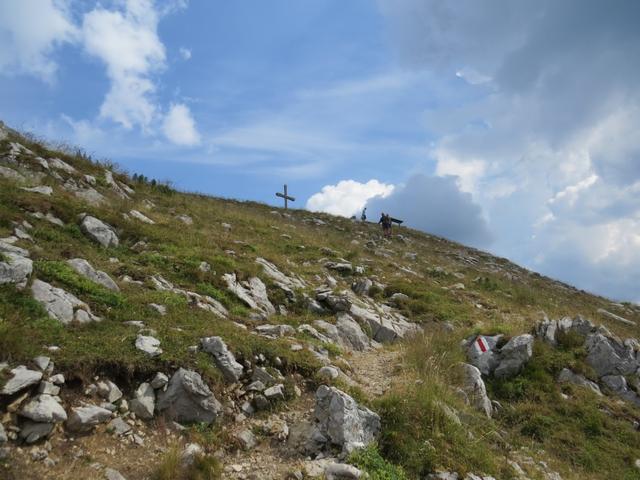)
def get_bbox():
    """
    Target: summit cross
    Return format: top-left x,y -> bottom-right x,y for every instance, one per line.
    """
275,184 -> 295,210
